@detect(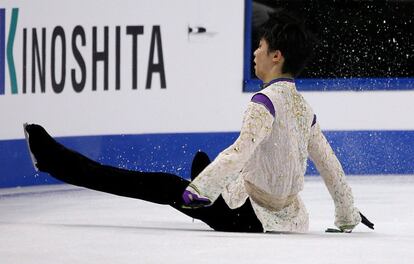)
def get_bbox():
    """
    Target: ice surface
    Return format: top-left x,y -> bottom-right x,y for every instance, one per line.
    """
1,176 -> 413,264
